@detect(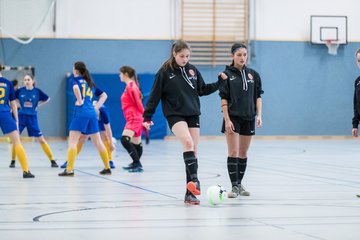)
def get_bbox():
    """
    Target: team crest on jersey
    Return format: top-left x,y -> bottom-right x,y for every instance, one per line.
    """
188,69 -> 197,80
24,100 -> 33,108
188,69 -> 195,77
247,73 -> 253,80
